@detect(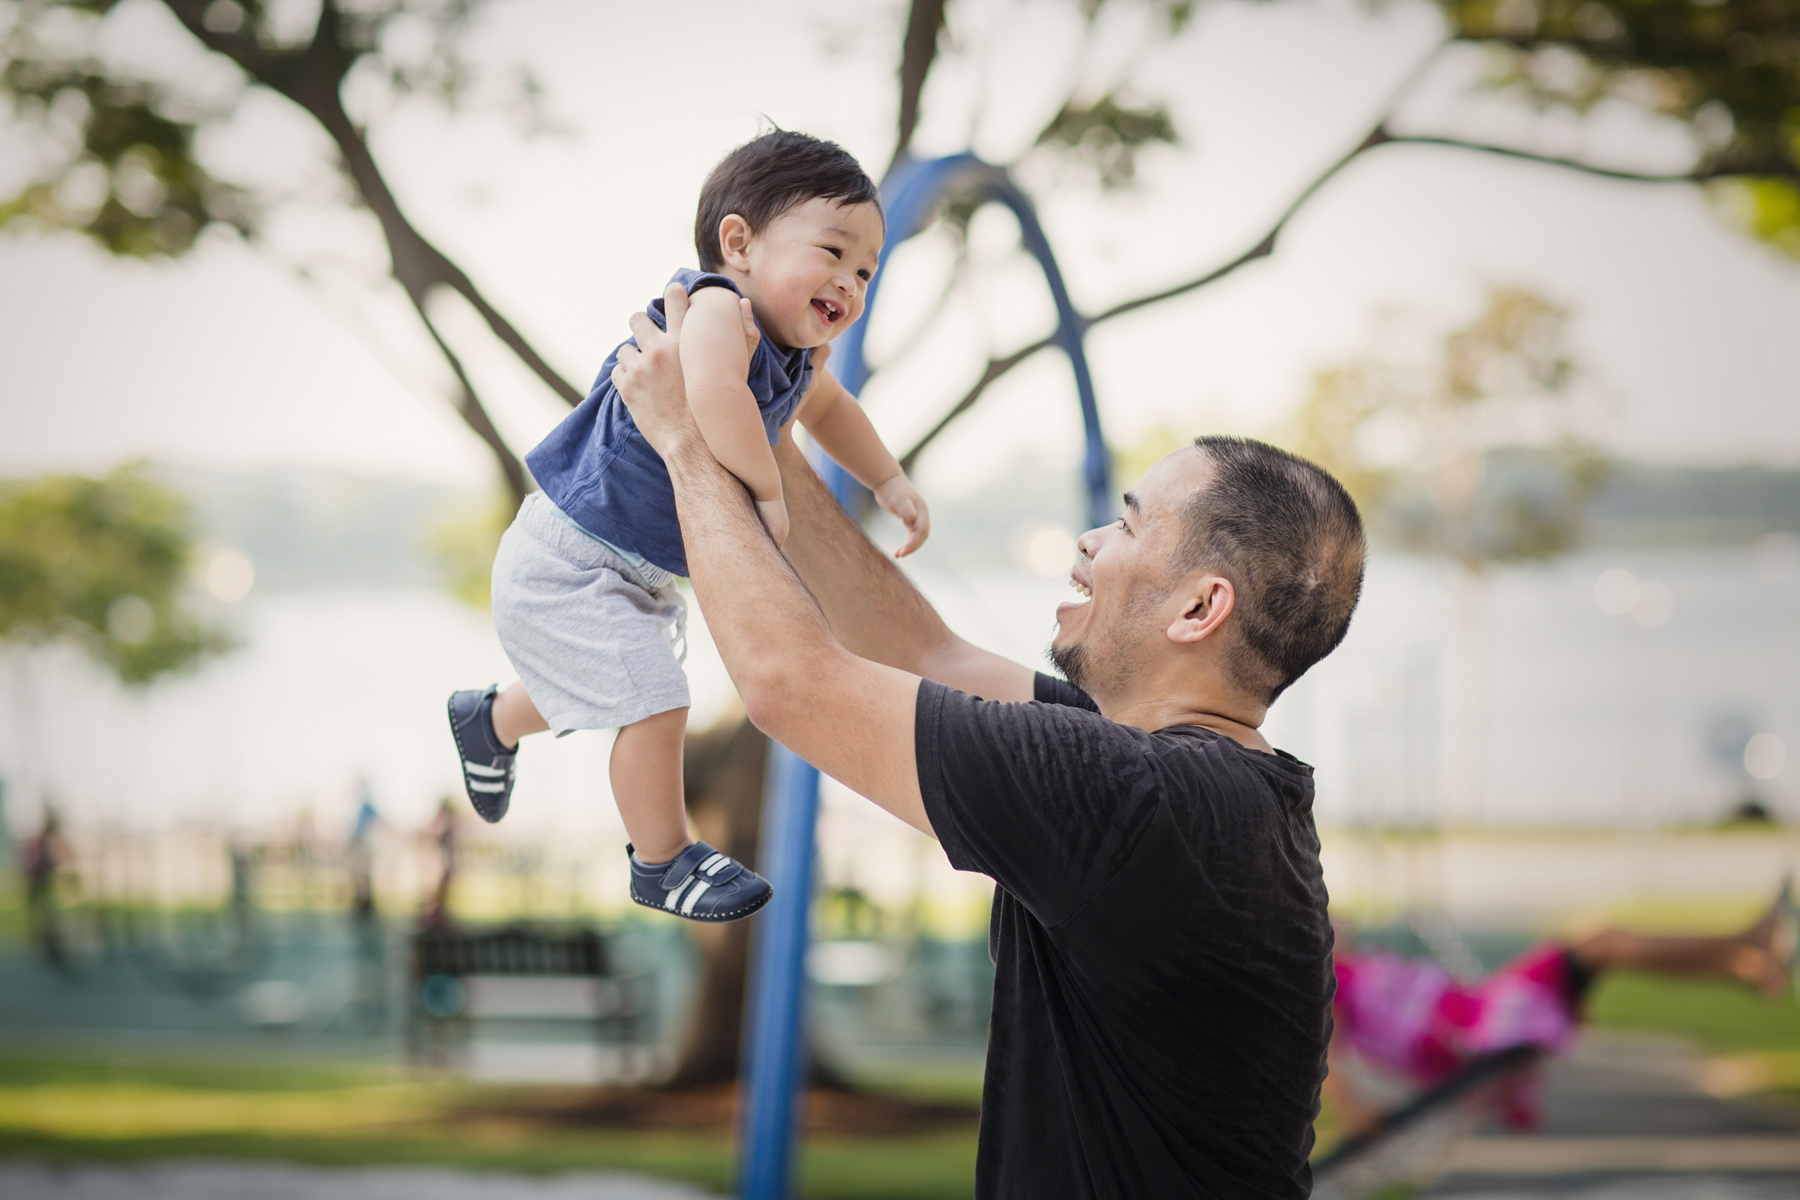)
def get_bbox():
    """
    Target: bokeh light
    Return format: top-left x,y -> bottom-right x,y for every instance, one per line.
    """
1745,732 -> 1786,781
